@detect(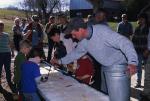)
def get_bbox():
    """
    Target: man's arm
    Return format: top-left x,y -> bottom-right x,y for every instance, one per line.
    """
23,30 -> 32,40
147,28 -> 150,51
51,39 -> 88,65
45,24 -> 53,34
116,23 -> 121,33
129,23 -> 134,40
144,28 -> 150,58
60,39 -> 88,64
8,35 -> 15,57
129,23 -> 133,35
